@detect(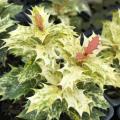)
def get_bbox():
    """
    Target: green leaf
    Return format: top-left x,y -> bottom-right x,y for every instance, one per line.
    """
48,0 -> 91,16
18,61 -> 41,83
0,0 -> 21,65
0,15 -> 13,33
0,15 -> 14,65
0,66 -> 41,100
27,85 -> 62,113
101,10 -> 120,62
0,0 -> 22,18
82,108 -> 105,120
63,87 -> 92,117
18,101 -> 48,120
